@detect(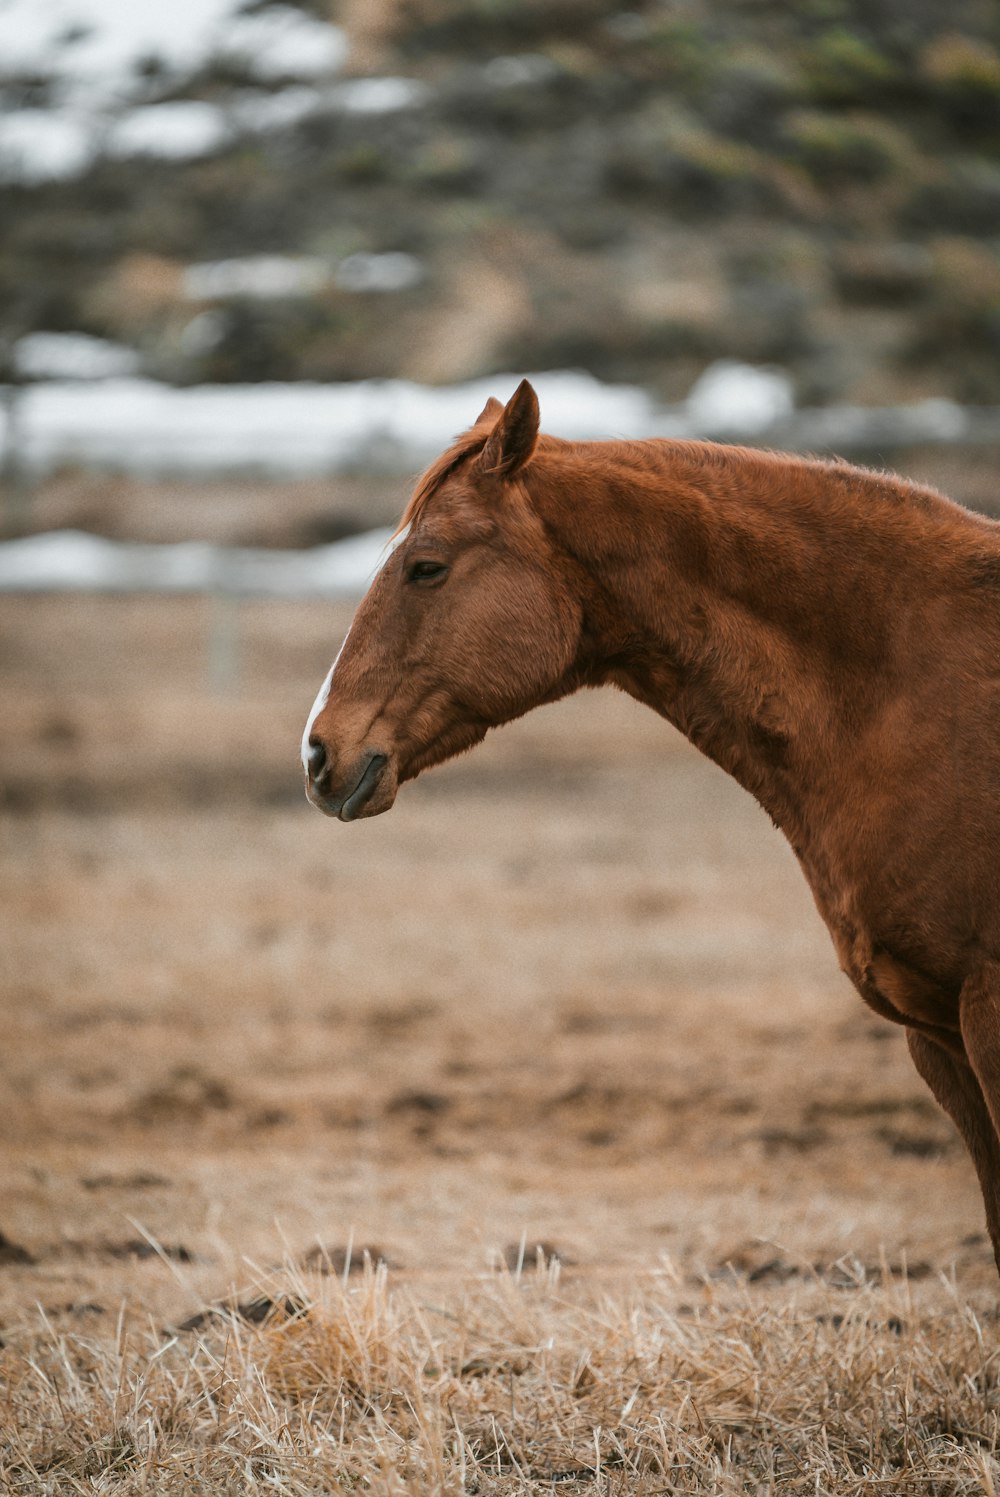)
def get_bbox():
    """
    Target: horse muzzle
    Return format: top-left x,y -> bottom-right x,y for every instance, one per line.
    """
305,744 -> 395,821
